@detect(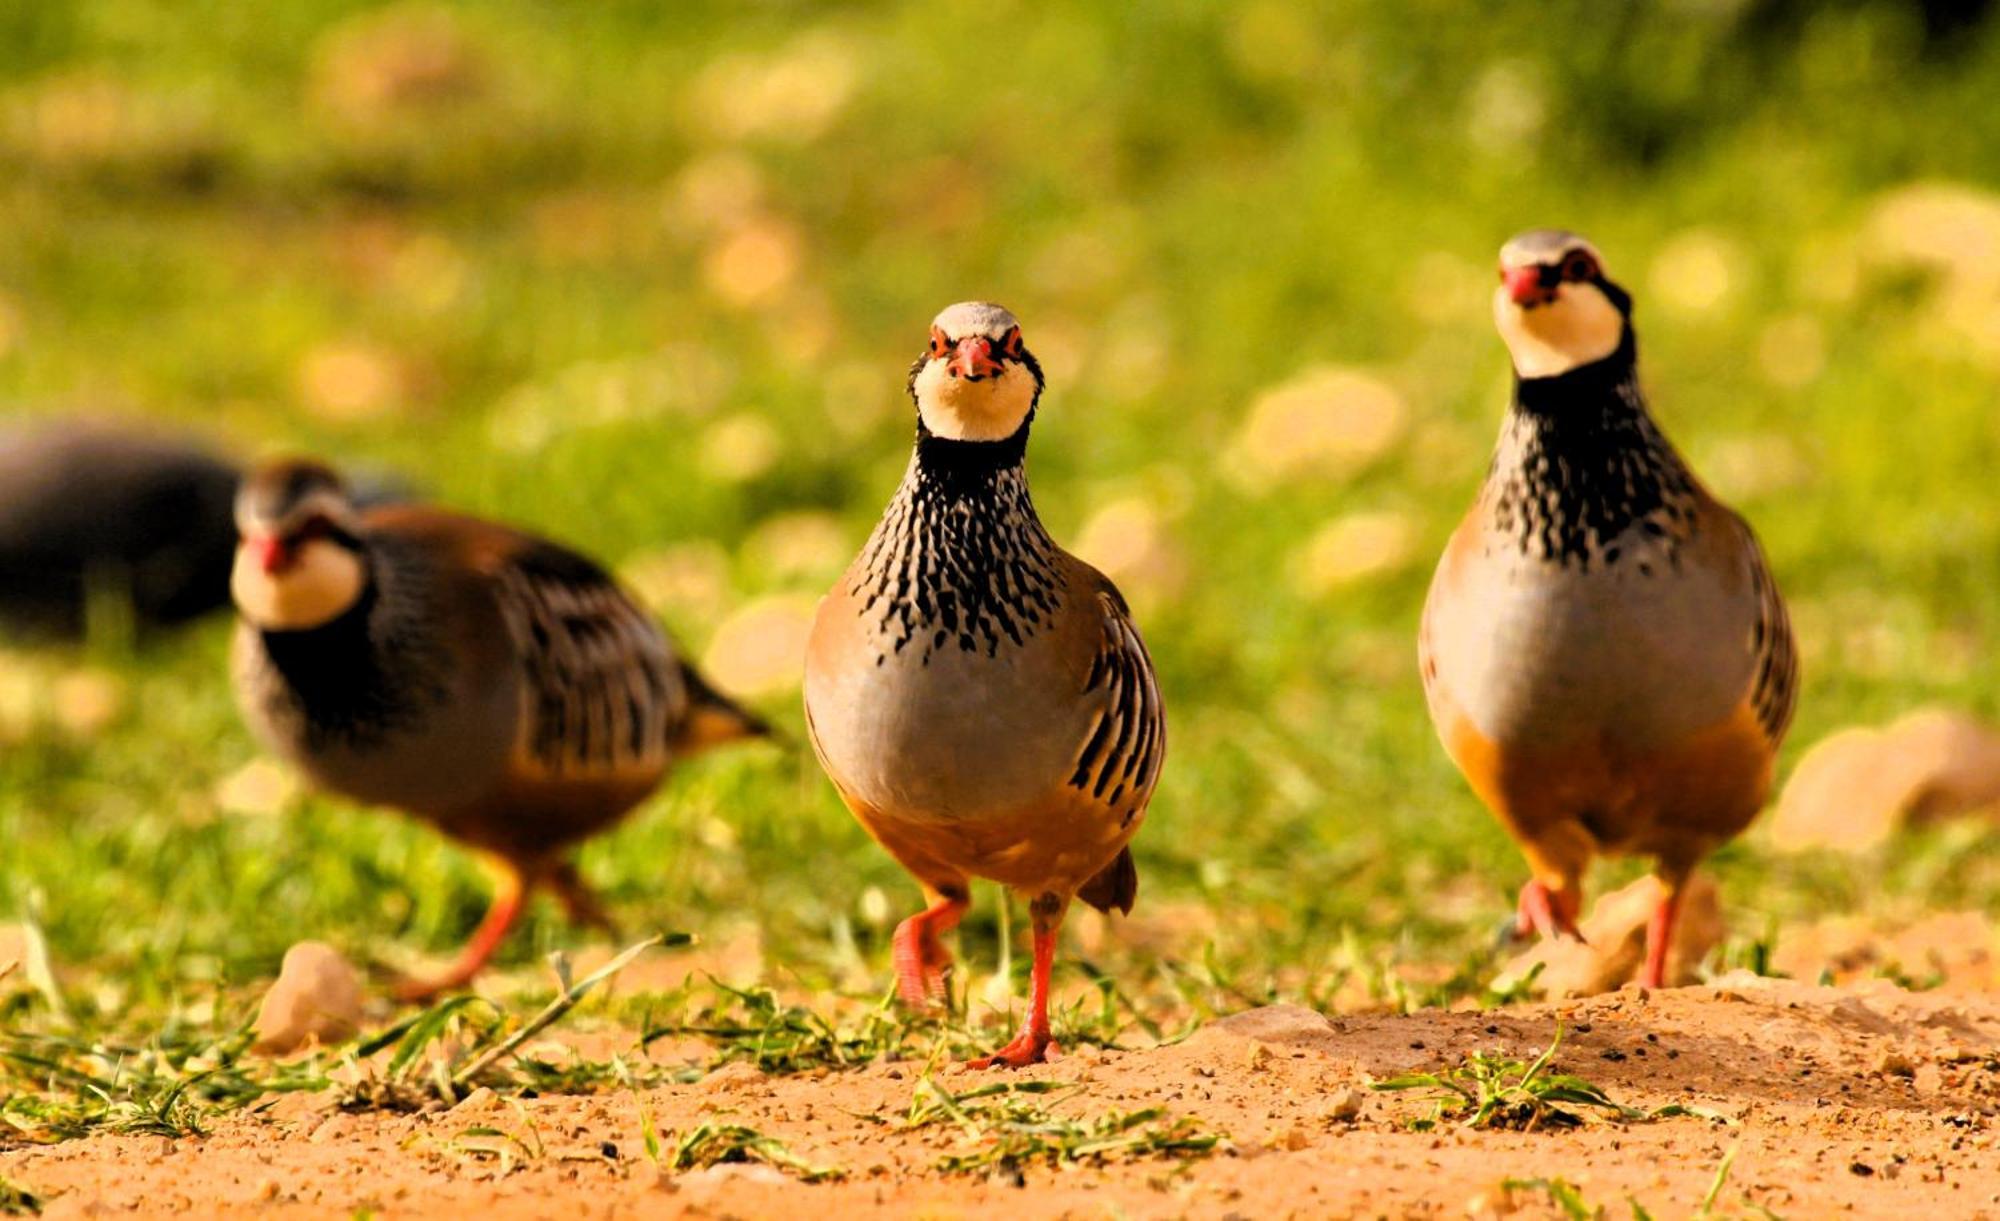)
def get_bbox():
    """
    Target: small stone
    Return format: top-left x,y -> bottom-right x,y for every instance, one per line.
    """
253,942 -> 364,1055
1323,1088 -> 1366,1123
451,1086 -> 500,1113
